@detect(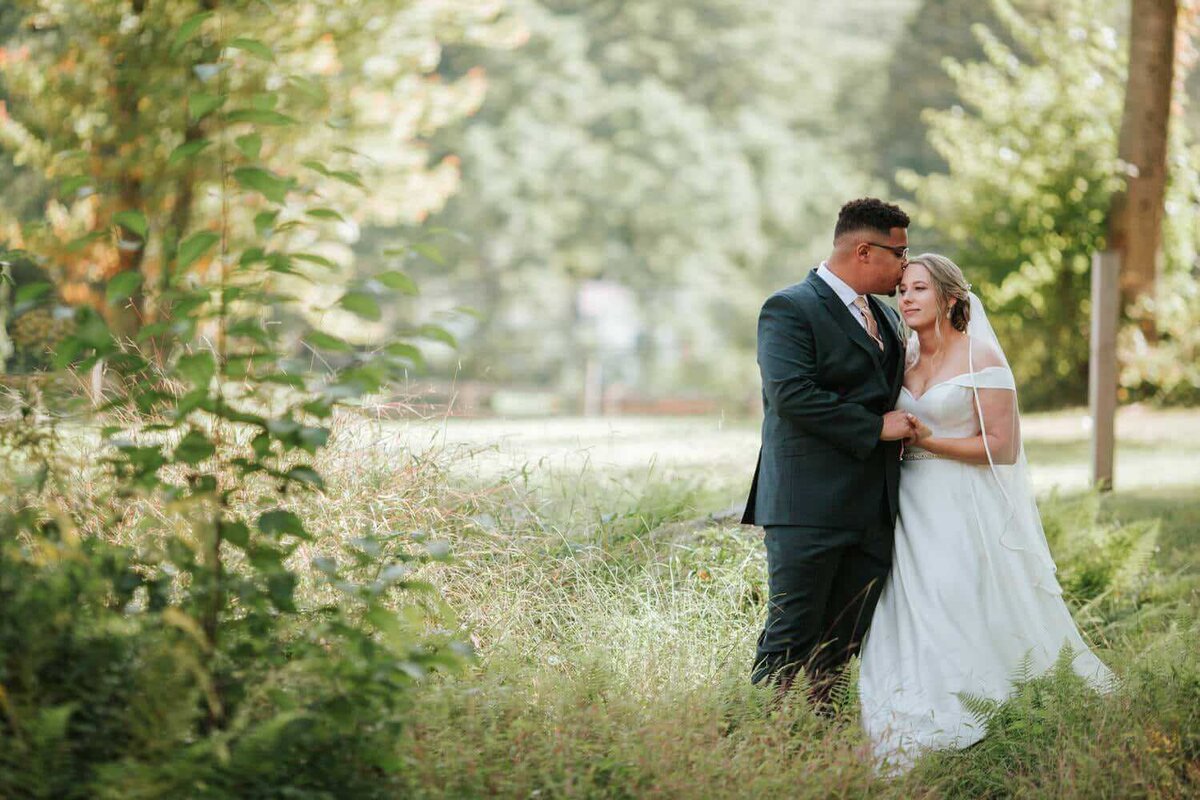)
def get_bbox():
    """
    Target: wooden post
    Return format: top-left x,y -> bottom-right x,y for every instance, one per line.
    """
1089,251 -> 1121,491
583,355 -> 602,417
